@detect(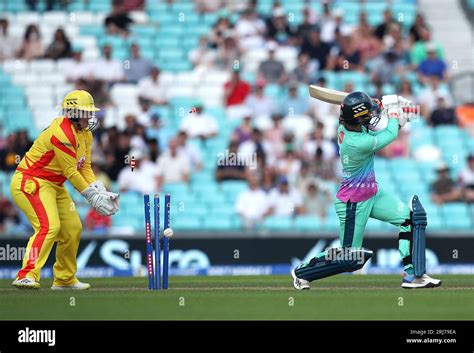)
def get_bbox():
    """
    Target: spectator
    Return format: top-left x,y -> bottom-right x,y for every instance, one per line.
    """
418,75 -> 453,117
459,154 -> 474,202
276,149 -> 302,185
266,7 -> 294,45
302,180 -> 331,220
264,114 -> 285,162
176,131 -> 202,172
379,128 -> 410,158
136,96 -> 156,126
280,82 -> 309,116
157,139 -> 190,186
92,161 -> 112,191
398,78 -> 416,103
208,13 -> 233,49
0,131 -> 32,171
105,0 -> 133,36
238,128 -> 268,165
321,9 -> 351,44
245,80 -> 276,118
431,163 -> 462,204
318,1 -> 335,43
189,36 -> 217,70
371,50 -> 404,85
137,66 -> 168,105
65,47 -> 91,83
147,138 -> 160,162
294,7 -> 318,45
300,25 -> 330,70
0,18 -> 17,61
267,176 -> 303,216
125,43 -> 153,83
327,35 -> 362,72
105,132 -> 132,180
118,149 -> 159,194
216,33 -> 240,71
0,196 -> 21,234
179,102 -> 218,140
290,52 -> 317,84
223,68 -> 251,107
85,209 -> 111,233
410,29 -> 444,66
44,28 -> 71,60
216,142 -> 248,181
232,115 -> 253,145
196,0 -> 223,13
418,44 -> 447,81
16,24 -> 44,60
302,122 -> 336,162
235,176 -> 269,228
410,13 -> 429,44
234,8 -> 266,51
353,13 -> 381,62
429,97 -> 457,126
258,41 -> 286,84
375,9 -> 394,40
91,44 -> 125,85
146,112 -> 173,152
